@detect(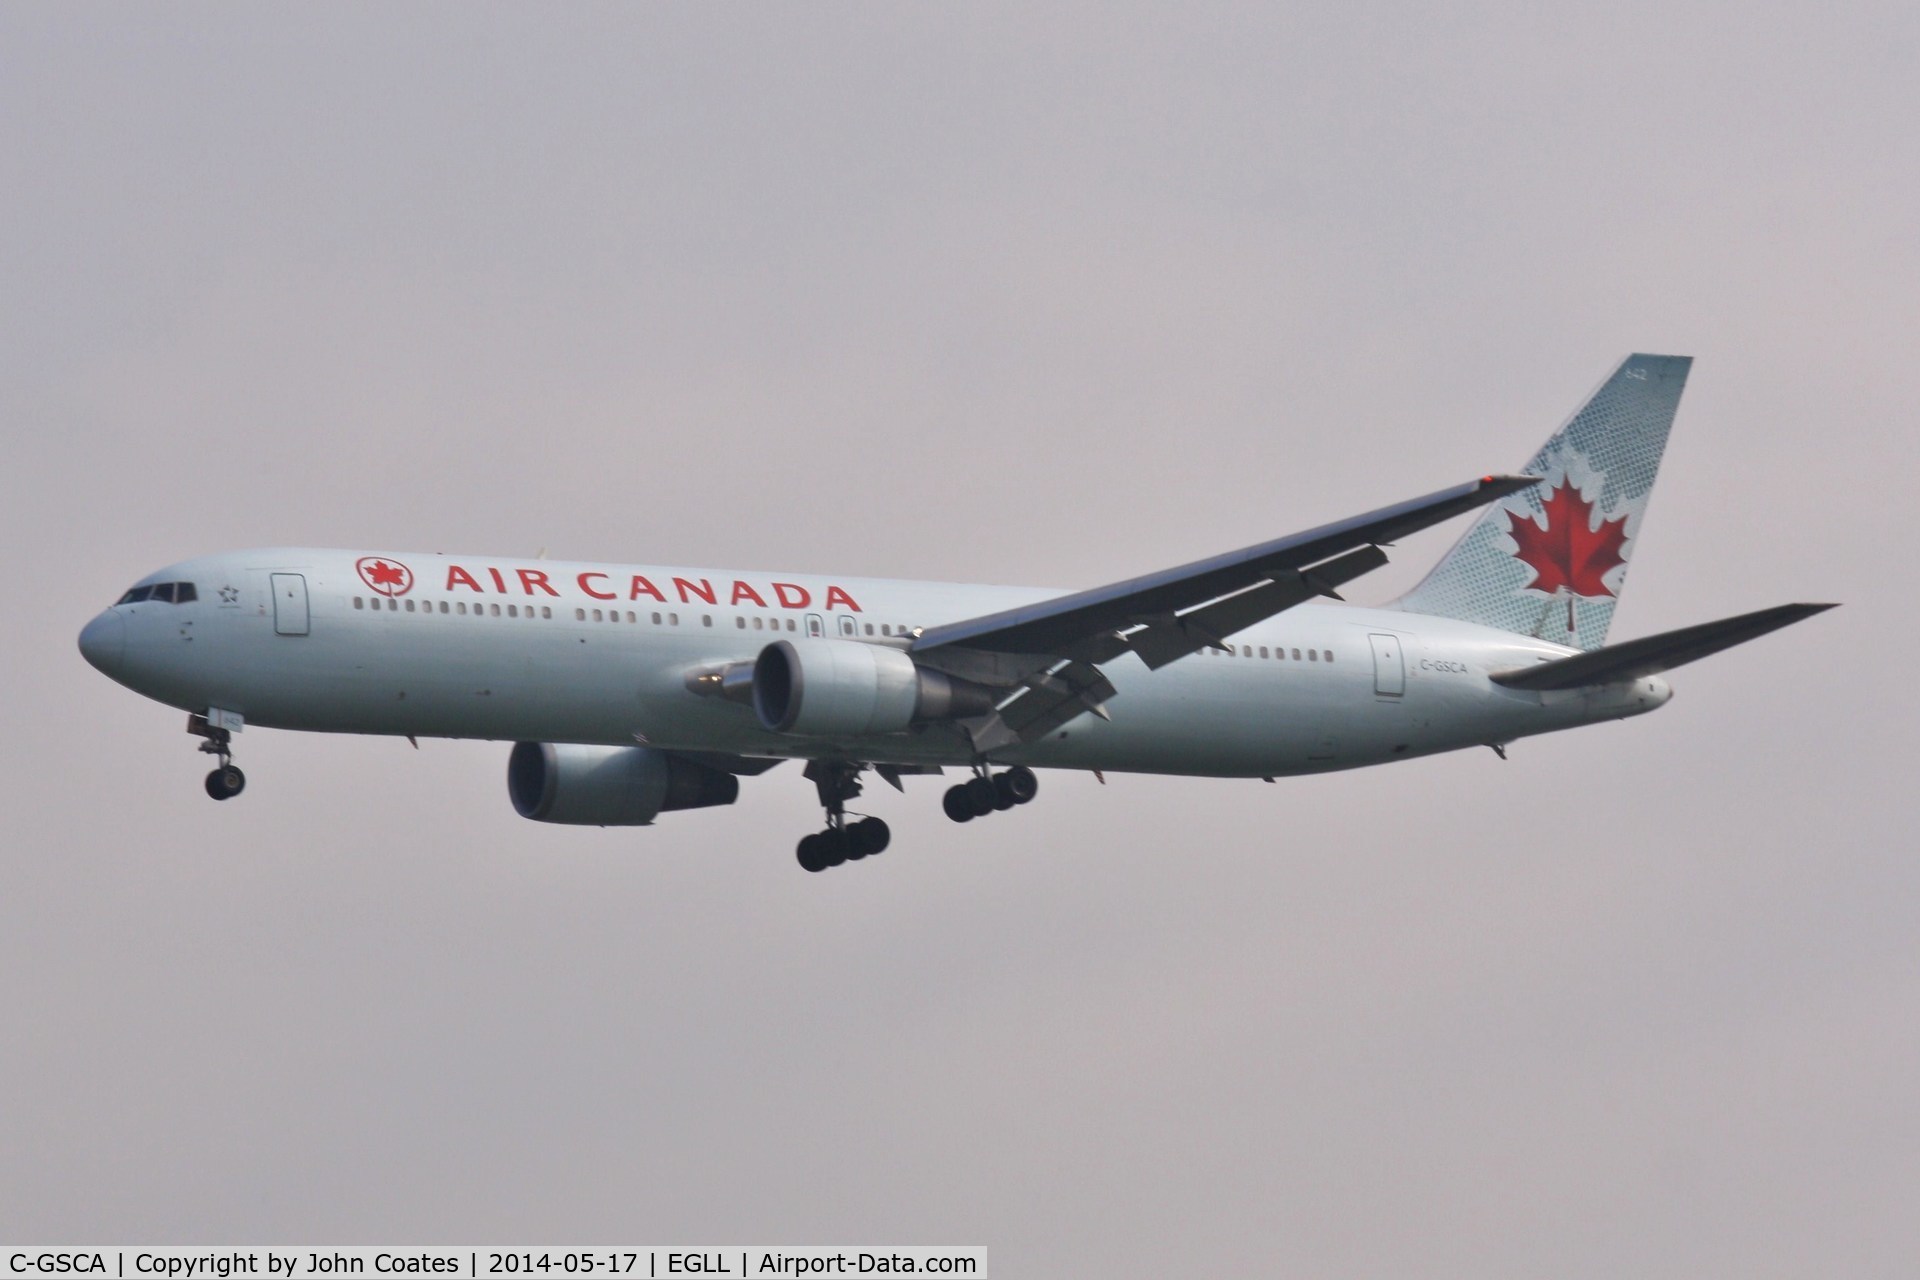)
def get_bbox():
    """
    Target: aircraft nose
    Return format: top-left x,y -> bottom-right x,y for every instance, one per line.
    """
78,610 -> 126,675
